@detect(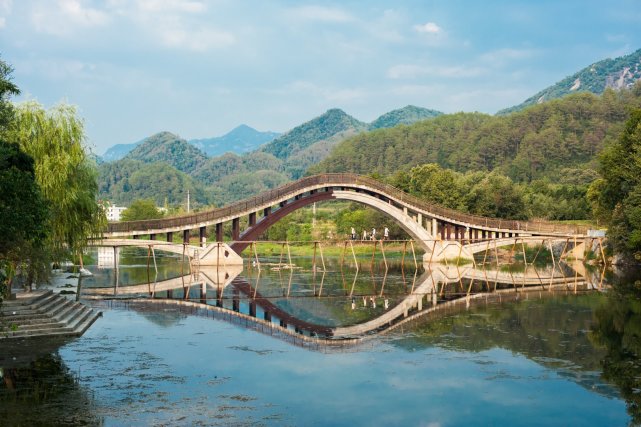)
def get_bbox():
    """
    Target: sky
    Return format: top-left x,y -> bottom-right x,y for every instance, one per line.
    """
1,0 -> 641,154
